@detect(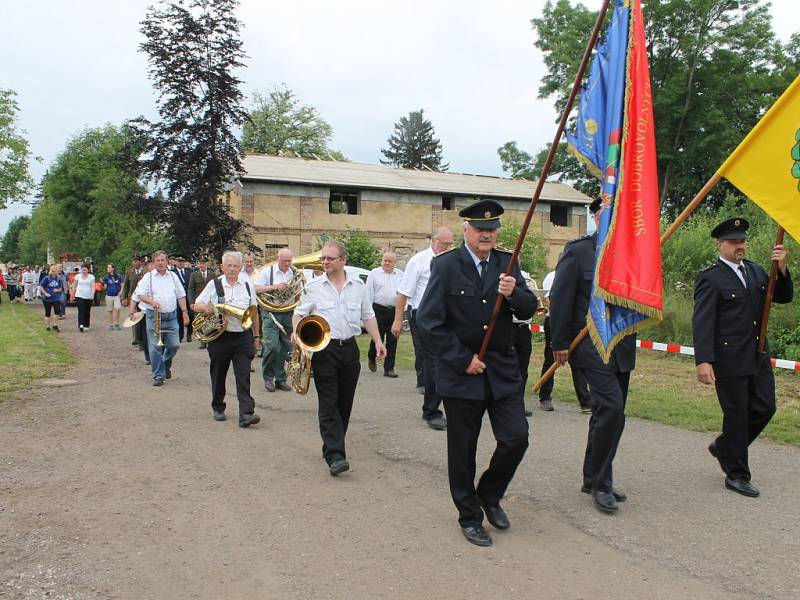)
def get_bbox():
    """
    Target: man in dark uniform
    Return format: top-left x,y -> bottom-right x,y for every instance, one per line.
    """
416,199 -> 536,547
693,217 -> 792,497
122,254 -> 147,359
173,255 -> 192,342
187,256 -> 217,348
549,198 -> 636,515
